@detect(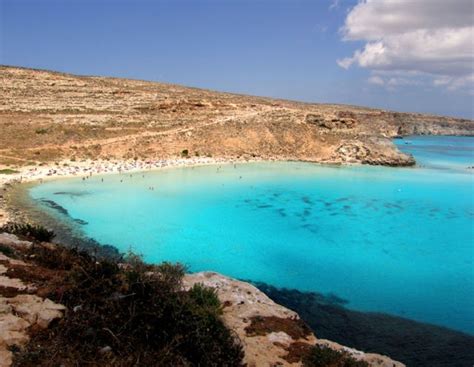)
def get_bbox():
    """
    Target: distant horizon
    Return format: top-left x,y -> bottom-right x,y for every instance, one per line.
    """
1,0 -> 473,119
2,62 -> 471,121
